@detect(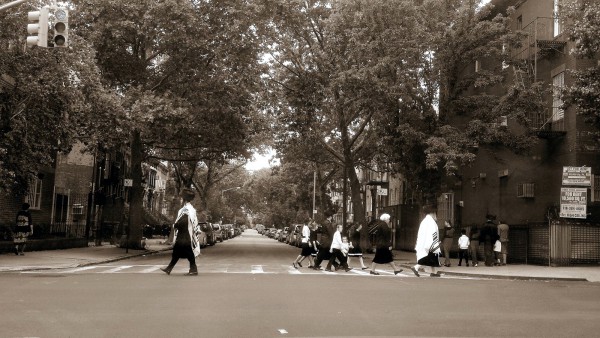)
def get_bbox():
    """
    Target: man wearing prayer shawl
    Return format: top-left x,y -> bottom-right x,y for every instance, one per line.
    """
161,188 -> 201,276
411,204 -> 442,277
